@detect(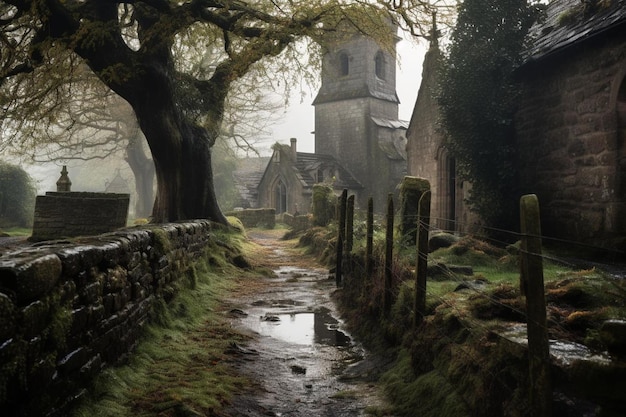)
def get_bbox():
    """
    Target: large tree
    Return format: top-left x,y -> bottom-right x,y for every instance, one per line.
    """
1,0 -> 448,224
